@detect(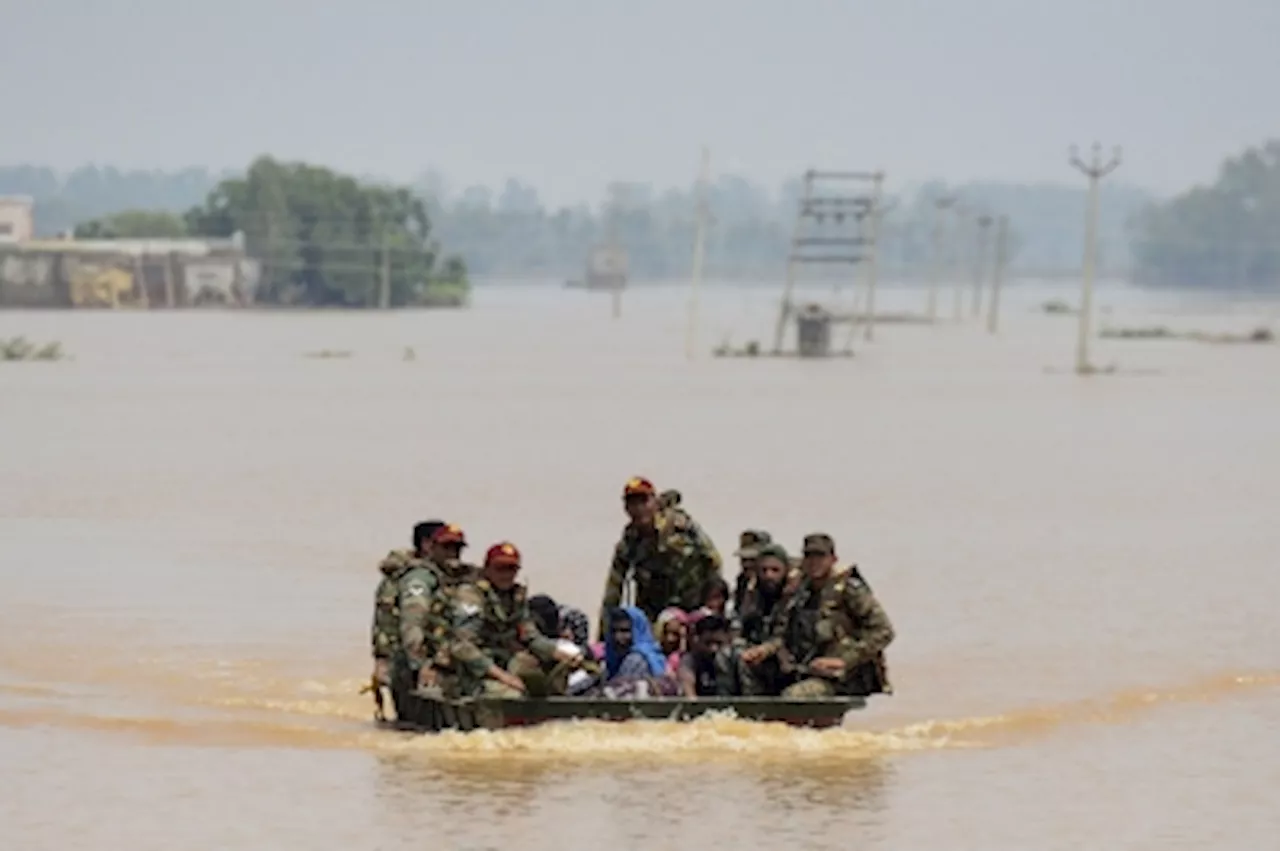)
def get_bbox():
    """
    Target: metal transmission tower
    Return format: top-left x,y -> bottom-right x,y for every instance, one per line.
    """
1068,143 -> 1122,374
771,169 -> 884,355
